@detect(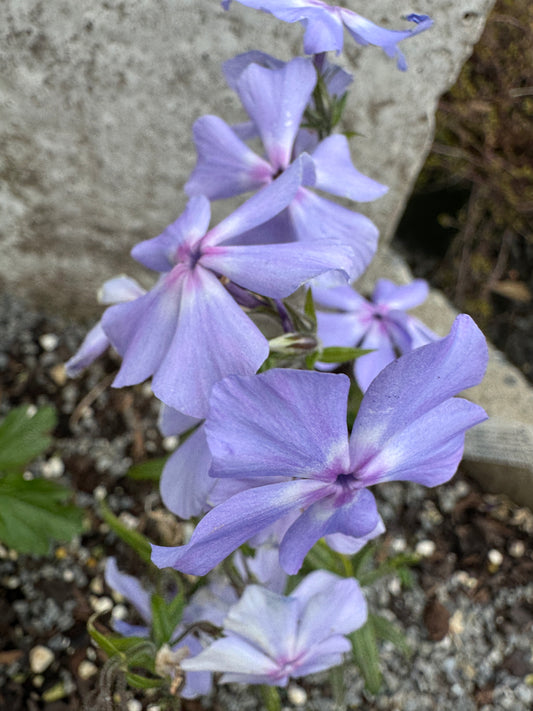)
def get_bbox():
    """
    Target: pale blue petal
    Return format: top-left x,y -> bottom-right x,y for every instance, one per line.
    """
65,322 -> 109,377
311,135 -> 388,202
372,278 -> 429,310
104,557 -> 152,623
236,58 -> 316,169
157,404 -> 200,437
160,425 -> 214,519
206,369 -> 351,480
151,479 -> 327,575
205,155 -> 314,246
223,51 -> 285,90
98,275 -> 146,304
151,266 -> 268,418
182,636 -> 277,677
279,487 -> 379,574
340,10 -> 433,71
224,585 -> 299,661
326,516 -> 385,554
350,315 -> 489,485
185,115 -> 272,199
131,196 -> 211,272
201,239 -> 356,298
288,188 -> 378,280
